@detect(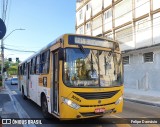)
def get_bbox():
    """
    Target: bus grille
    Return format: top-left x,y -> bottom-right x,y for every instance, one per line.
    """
74,90 -> 119,100
80,112 -> 104,117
